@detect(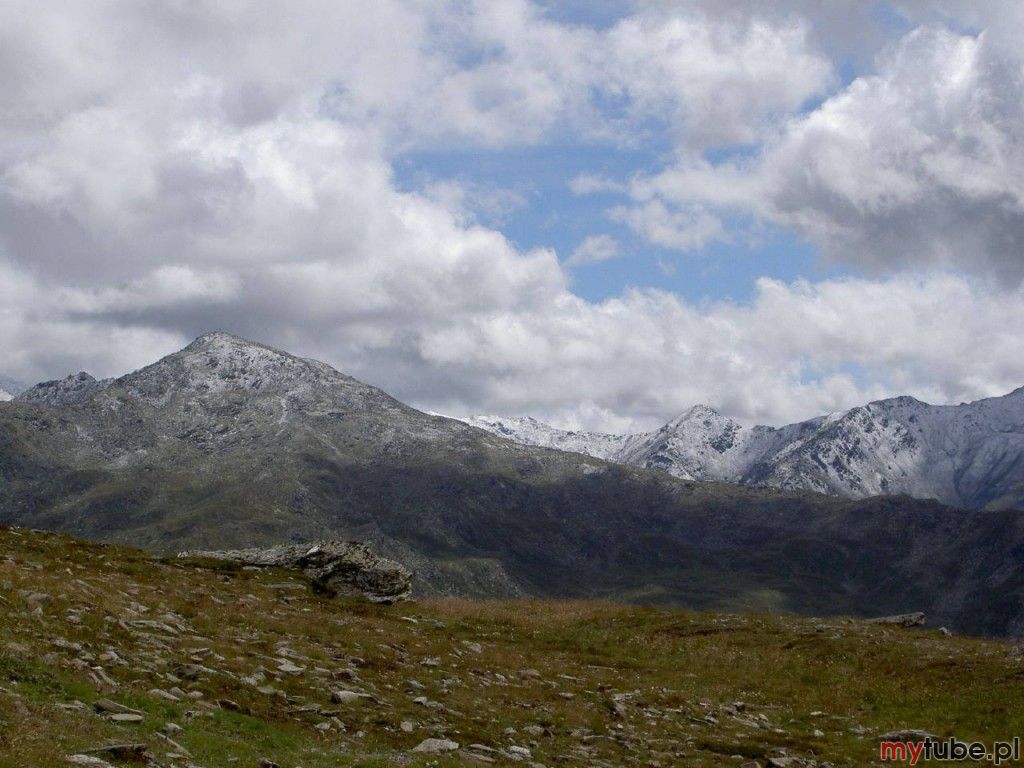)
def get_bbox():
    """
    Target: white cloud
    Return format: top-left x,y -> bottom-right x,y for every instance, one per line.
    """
619,23 -> 1024,280
420,177 -> 529,227
605,8 -> 835,148
413,272 -> 1024,430
567,234 -> 621,266
569,174 -> 626,195
610,200 -> 724,252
